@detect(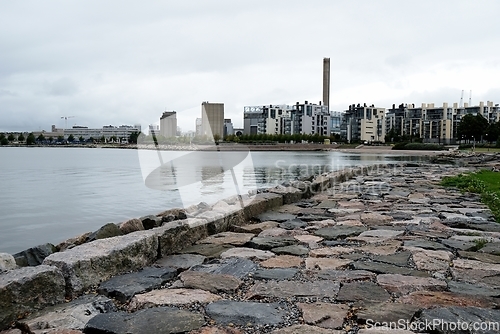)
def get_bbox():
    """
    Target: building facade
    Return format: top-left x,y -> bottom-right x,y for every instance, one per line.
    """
160,111 -> 177,138
341,104 -> 386,143
201,102 -> 224,139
